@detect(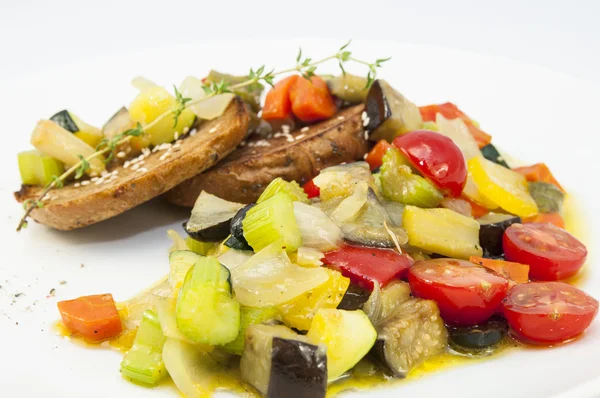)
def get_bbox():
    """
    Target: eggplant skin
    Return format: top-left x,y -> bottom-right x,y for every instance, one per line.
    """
183,220 -> 231,242
478,215 -> 521,257
337,284 -> 370,311
268,338 -> 327,398
224,235 -> 252,251
364,80 -> 391,133
448,317 -> 507,350
230,204 -> 255,245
